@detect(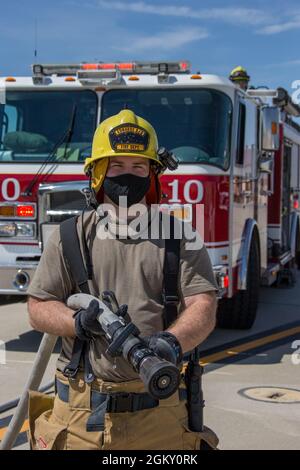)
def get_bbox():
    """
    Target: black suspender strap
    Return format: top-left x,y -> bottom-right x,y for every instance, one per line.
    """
60,212 -> 181,380
162,215 -> 181,329
81,211 -> 94,280
60,215 -> 94,383
63,336 -> 87,380
60,216 -> 91,294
